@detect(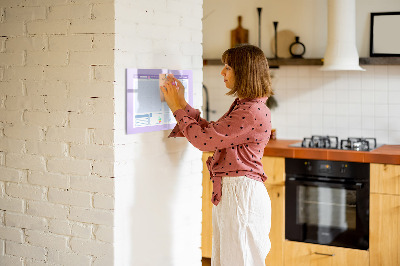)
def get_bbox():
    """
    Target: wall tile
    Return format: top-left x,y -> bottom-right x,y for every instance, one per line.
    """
374,130 -> 389,144
389,104 -> 400,117
374,65 -> 388,77
389,117 -> 400,131
348,71 -> 362,90
285,66 -> 298,77
361,104 -> 374,117
374,77 -> 388,91
348,90 -> 362,103
374,90 -> 388,104
388,131 -> 400,143
361,89 -> 375,104
388,91 -> 400,104
323,103 -> 336,116
375,104 -> 389,117
204,65 -> 400,144
388,75 -> 400,91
